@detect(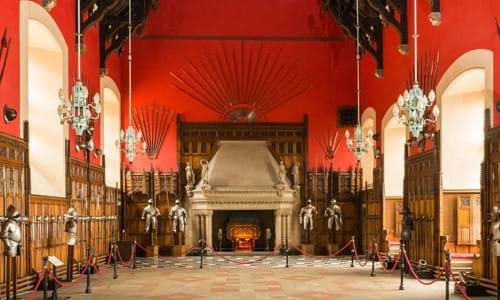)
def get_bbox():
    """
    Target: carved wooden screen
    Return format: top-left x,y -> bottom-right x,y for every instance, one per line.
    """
307,170 -> 361,252
362,166 -> 384,253
123,170 -> 178,251
177,115 -> 308,200
404,134 -> 441,267
482,109 -> 500,280
0,132 -> 30,292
